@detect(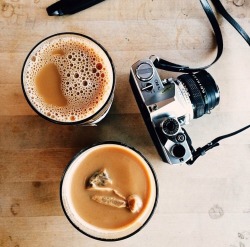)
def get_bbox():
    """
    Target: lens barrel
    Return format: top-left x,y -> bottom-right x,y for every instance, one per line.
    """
177,70 -> 220,118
